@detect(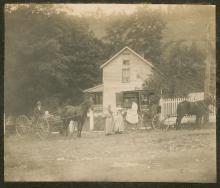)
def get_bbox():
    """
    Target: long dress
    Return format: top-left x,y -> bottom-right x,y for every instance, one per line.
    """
114,113 -> 124,133
105,109 -> 114,135
126,102 -> 138,124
